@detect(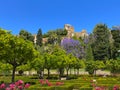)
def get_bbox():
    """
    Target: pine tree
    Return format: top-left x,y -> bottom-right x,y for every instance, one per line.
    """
111,29 -> 120,59
36,29 -> 42,46
92,24 -> 111,60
